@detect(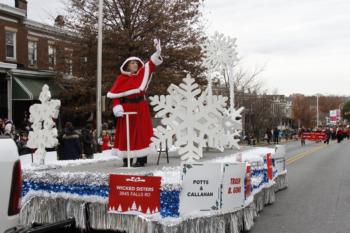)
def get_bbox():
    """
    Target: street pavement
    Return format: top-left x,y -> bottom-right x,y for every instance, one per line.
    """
48,139 -> 350,233
250,139 -> 350,233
